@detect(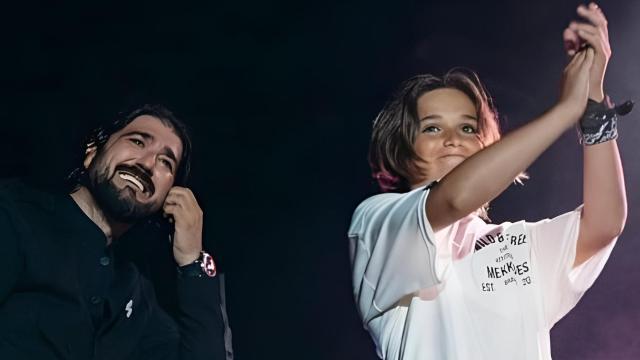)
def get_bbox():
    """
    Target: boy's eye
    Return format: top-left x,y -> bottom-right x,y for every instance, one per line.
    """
130,138 -> 144,146
423,126 -> 440,133
462,125 -> 477,134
